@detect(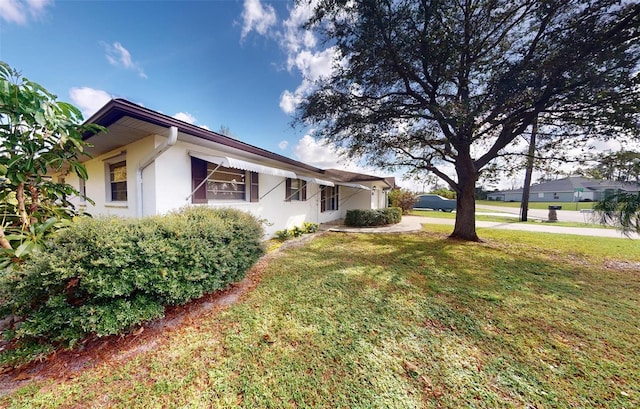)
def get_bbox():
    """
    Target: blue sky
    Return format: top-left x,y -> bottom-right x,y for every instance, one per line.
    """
0,0 -> 388,183
2,1 -> 628,192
